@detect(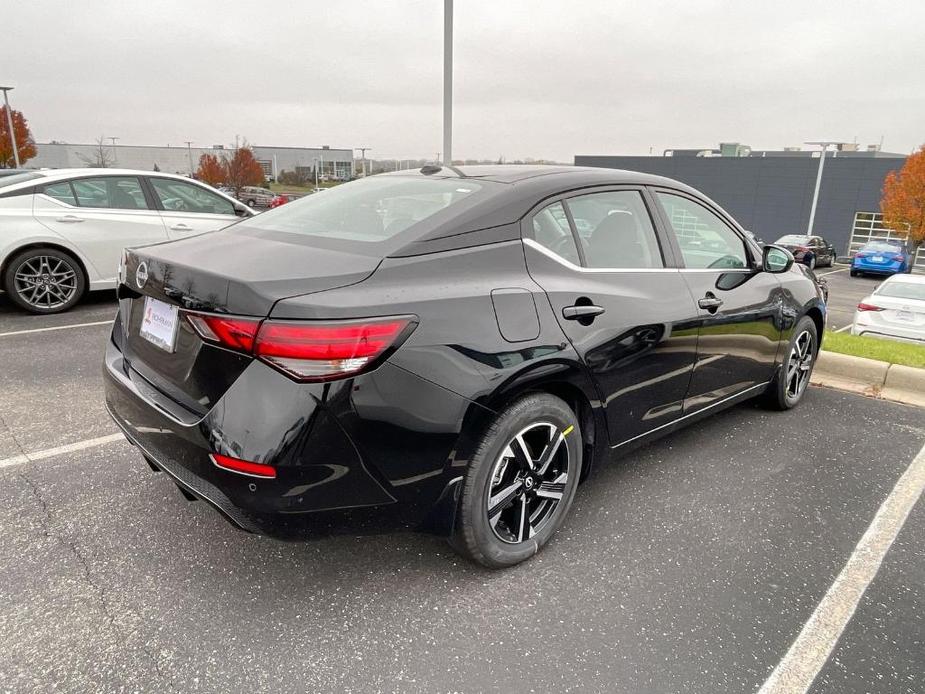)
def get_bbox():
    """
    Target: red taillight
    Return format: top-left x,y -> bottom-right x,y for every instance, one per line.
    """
255,317 -> 414,381
857,302 -> 883,312
187,314 -> 261,352
210,453 -> 276,478
892,254 -> 905,261
796,246 -> 809,252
